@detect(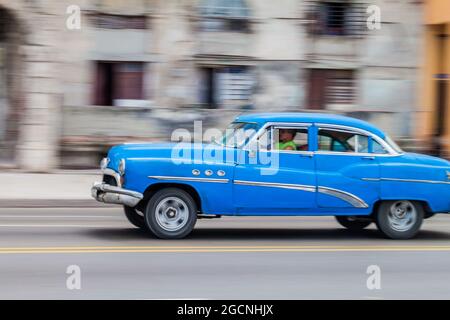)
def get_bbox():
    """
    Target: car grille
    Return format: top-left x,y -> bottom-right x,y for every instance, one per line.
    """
102,174 -> 118,186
